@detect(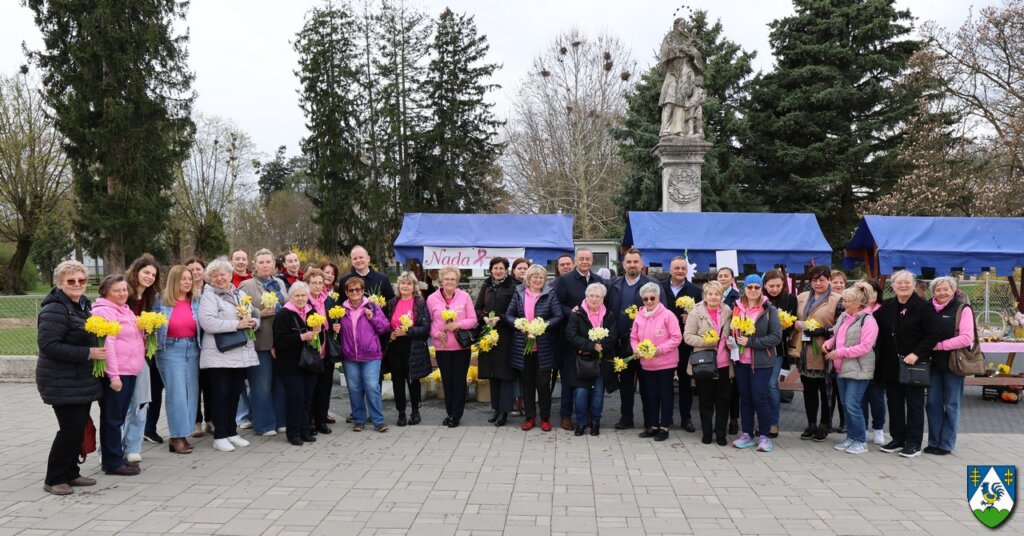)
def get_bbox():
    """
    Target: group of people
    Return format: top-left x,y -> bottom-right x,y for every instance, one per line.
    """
36,245 -> 974,496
